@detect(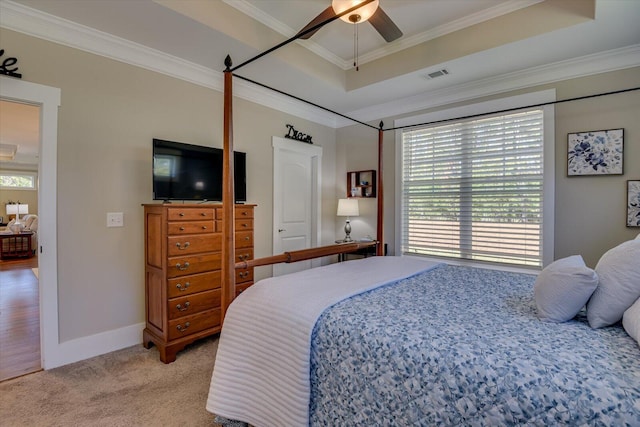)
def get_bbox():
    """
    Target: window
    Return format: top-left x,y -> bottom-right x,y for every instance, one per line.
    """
0,171 -> 37,190
397,92 -> 555,269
